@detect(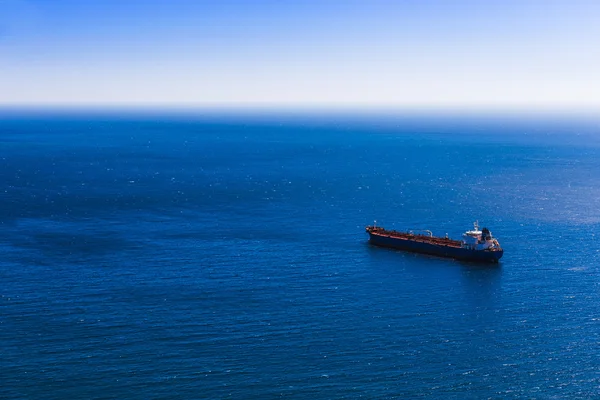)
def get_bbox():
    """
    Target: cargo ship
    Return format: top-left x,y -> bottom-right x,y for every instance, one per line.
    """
366,221 -> 503,263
